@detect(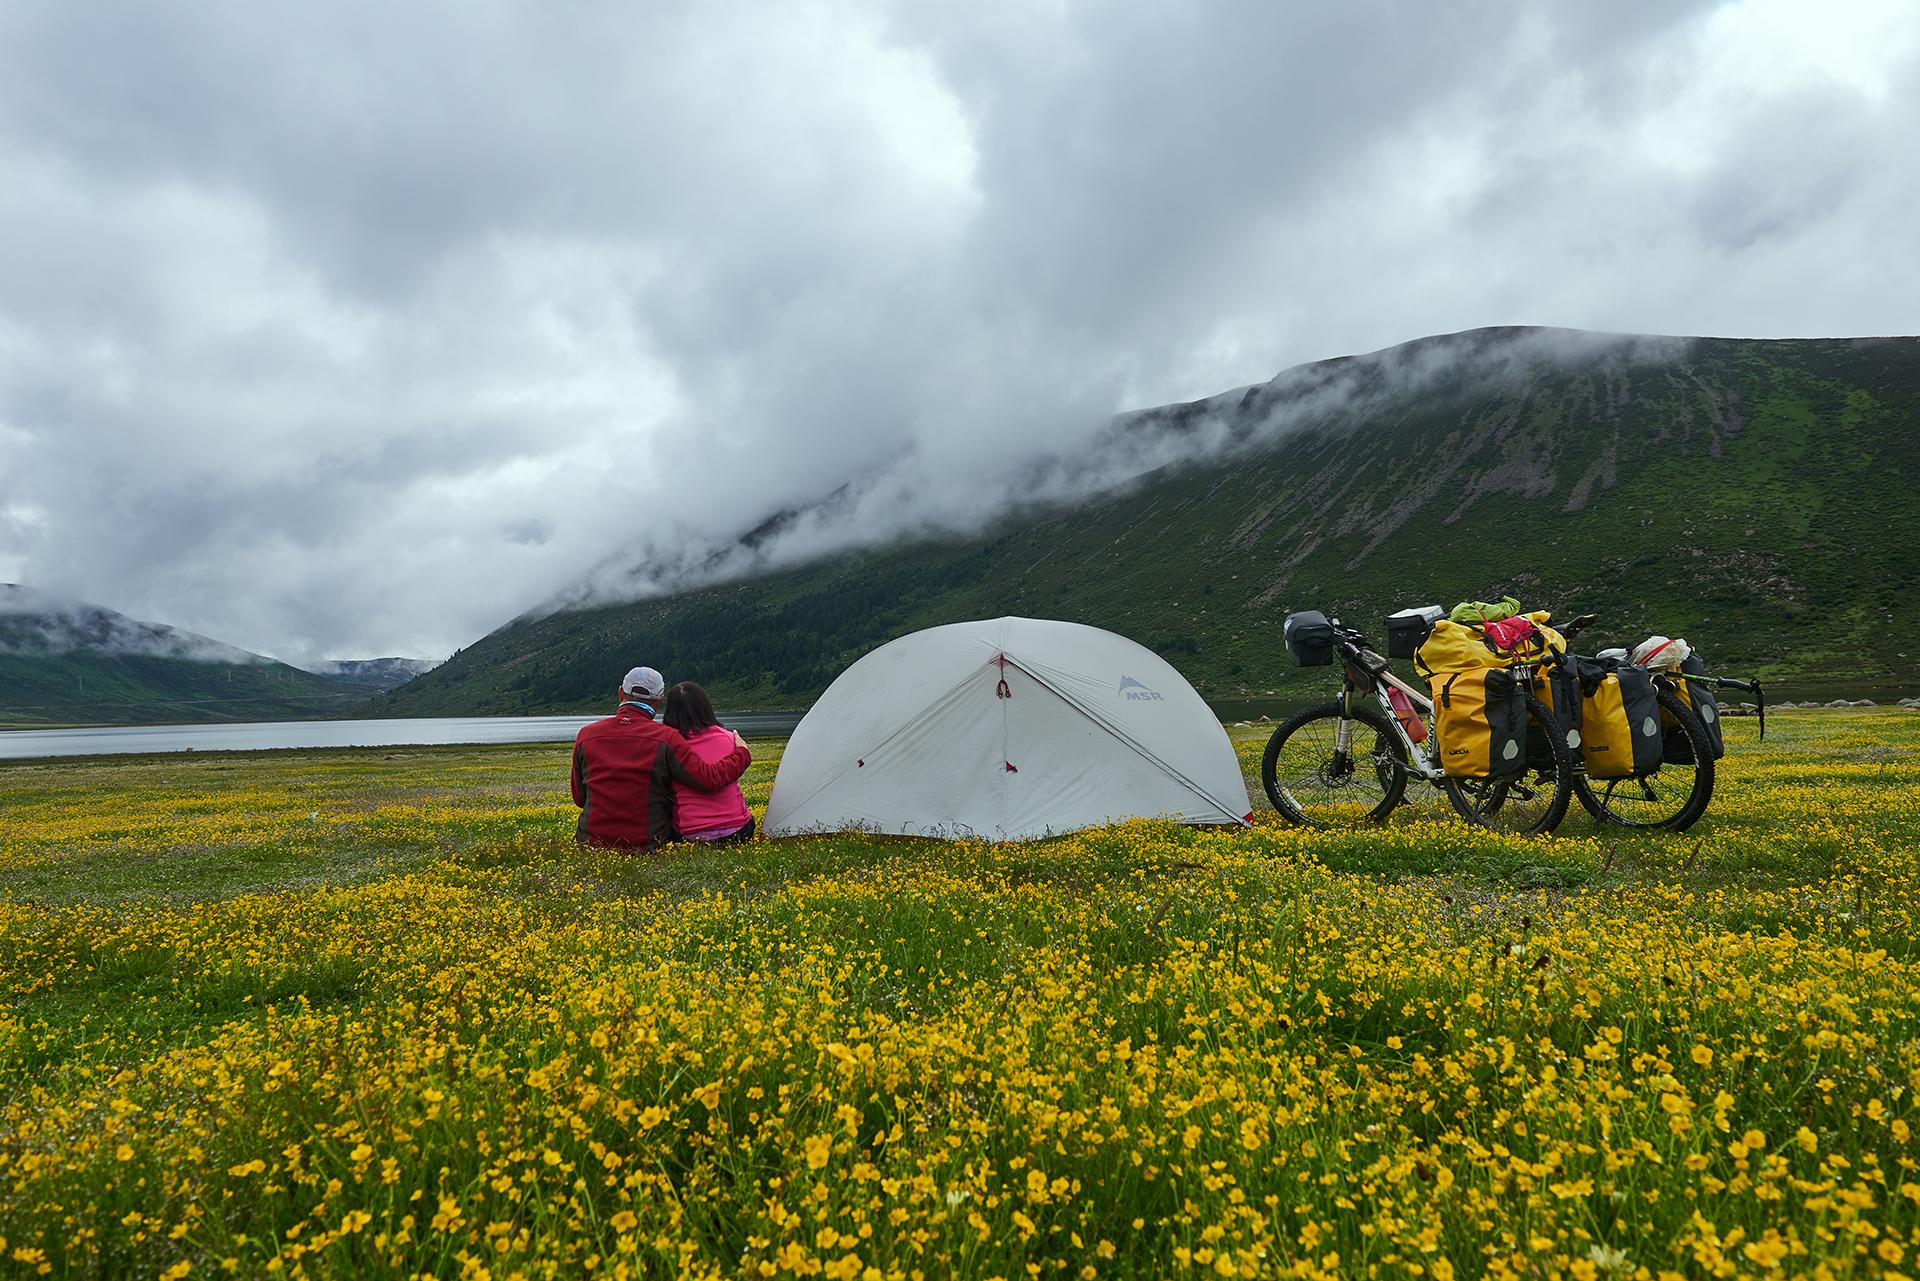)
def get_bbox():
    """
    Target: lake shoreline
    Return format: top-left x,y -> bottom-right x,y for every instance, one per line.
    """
4,703 -> 1911,764
0,712 -> 805,762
